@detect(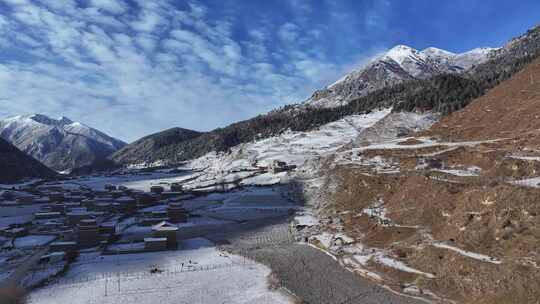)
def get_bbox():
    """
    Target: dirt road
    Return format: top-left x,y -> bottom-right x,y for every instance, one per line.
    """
217,221 -> 425,304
